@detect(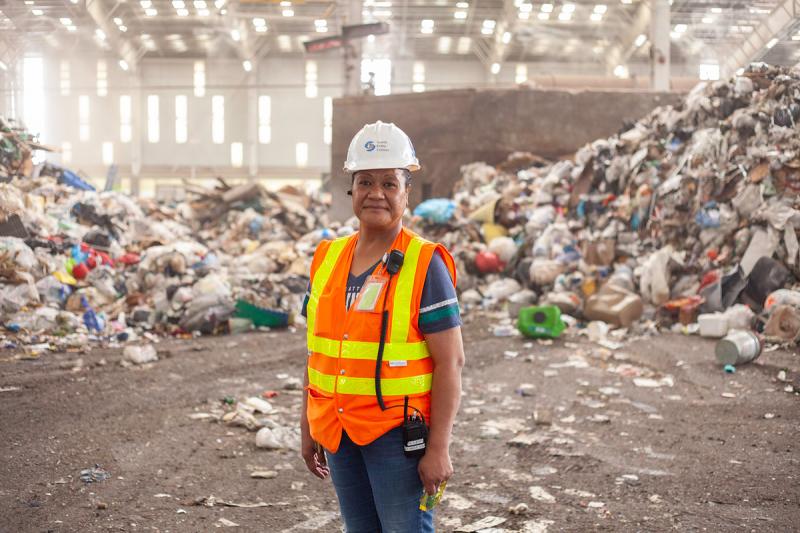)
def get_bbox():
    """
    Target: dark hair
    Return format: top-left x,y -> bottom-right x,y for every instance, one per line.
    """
351,169 -> 412,187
